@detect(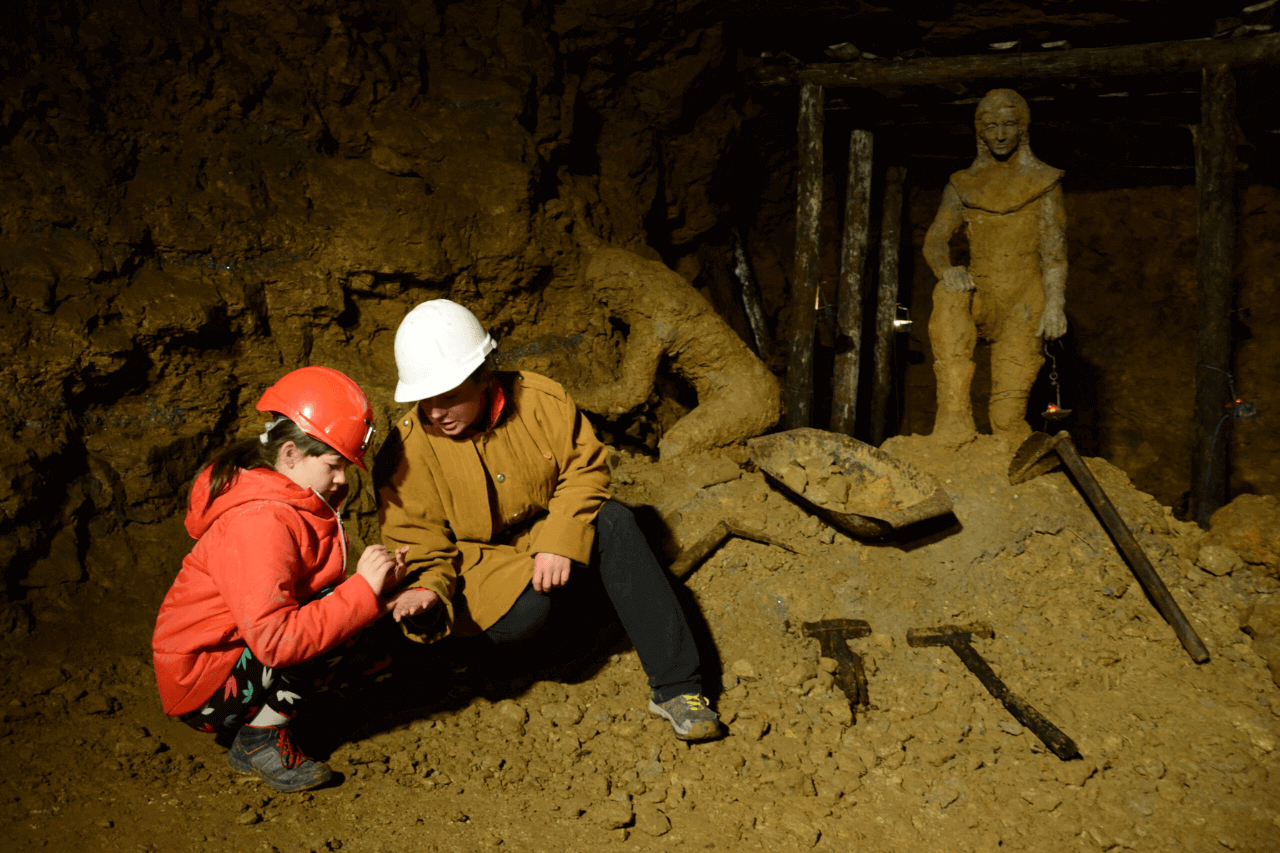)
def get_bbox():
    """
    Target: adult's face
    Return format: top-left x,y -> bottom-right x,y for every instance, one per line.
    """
420,376 -> 486,436
979,106 -> 1023,159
